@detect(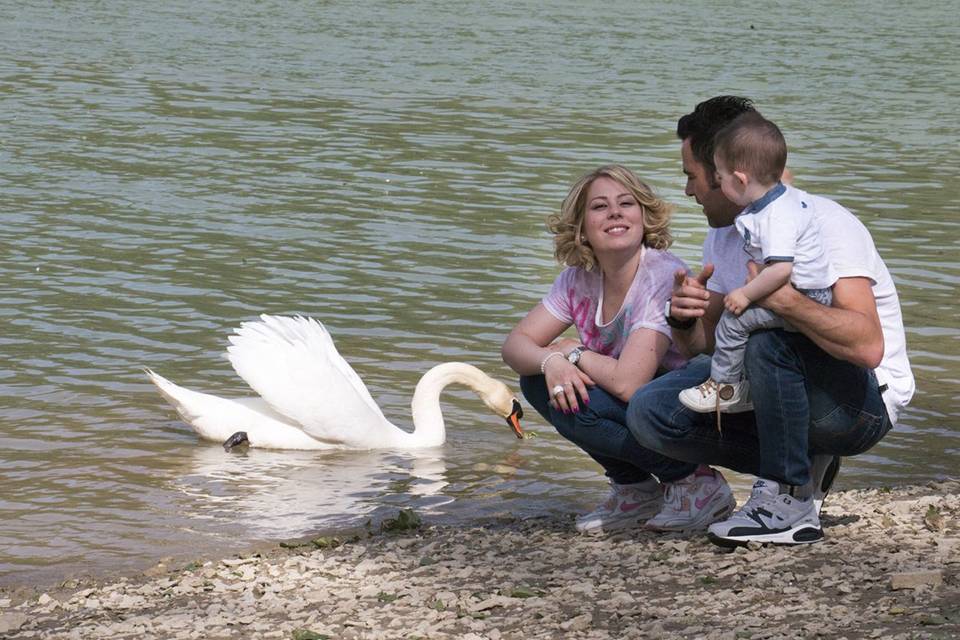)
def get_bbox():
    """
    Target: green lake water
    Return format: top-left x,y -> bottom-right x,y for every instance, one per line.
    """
1,0 -> 957,585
